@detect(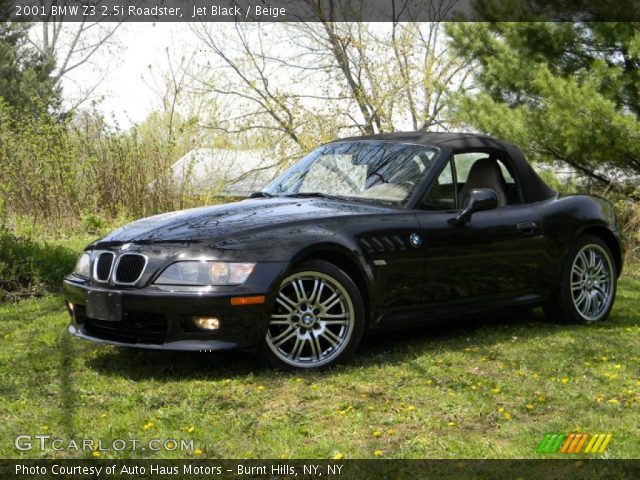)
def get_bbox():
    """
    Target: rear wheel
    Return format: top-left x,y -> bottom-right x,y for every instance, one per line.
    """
544,235 -> 617,324
259,260 -> 365,370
